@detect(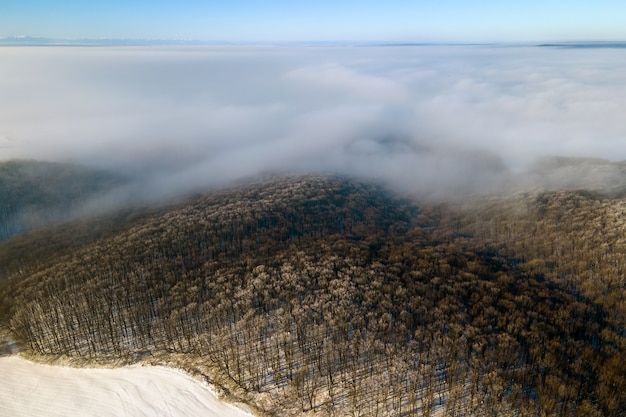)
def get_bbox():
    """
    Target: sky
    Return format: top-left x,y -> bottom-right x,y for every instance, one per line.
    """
2,1 -> 626,42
